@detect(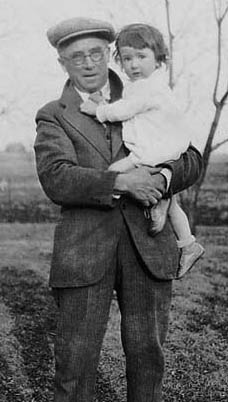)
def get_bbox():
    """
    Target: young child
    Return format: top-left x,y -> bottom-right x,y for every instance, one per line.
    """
80,23 -> 204,279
